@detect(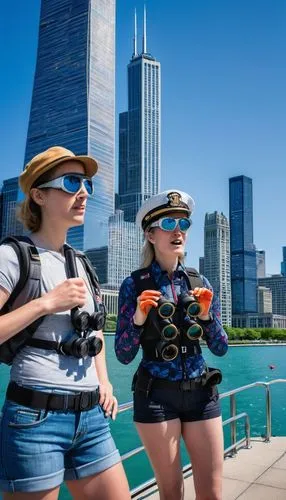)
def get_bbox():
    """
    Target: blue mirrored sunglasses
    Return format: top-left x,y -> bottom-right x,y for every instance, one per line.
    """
37,173 -> 94,196
149,217 -> 192,233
